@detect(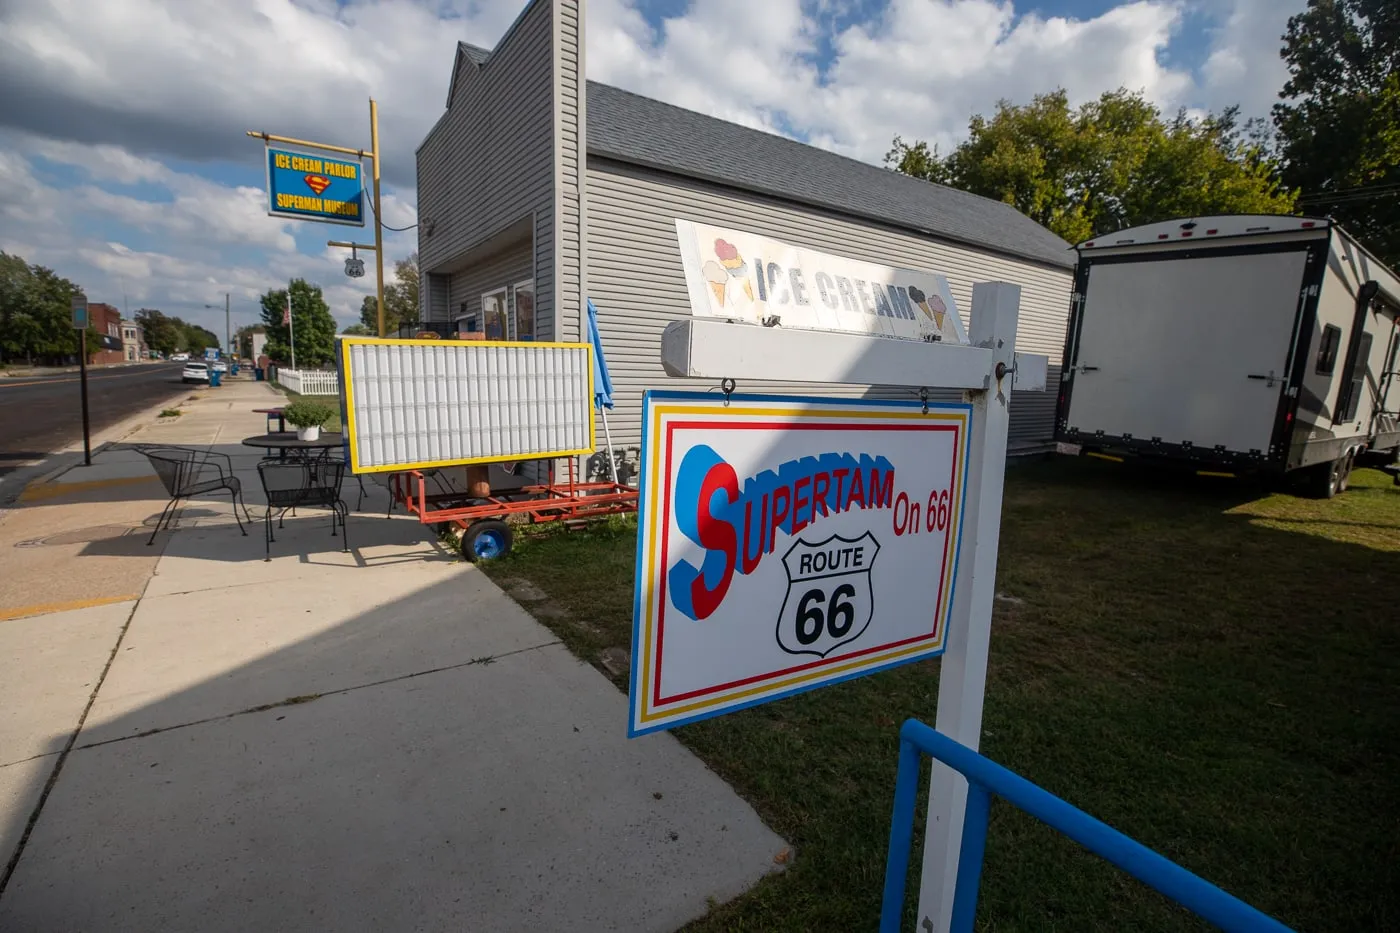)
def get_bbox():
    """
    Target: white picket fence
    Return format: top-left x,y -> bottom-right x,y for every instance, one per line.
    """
276,368 -> 340,396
